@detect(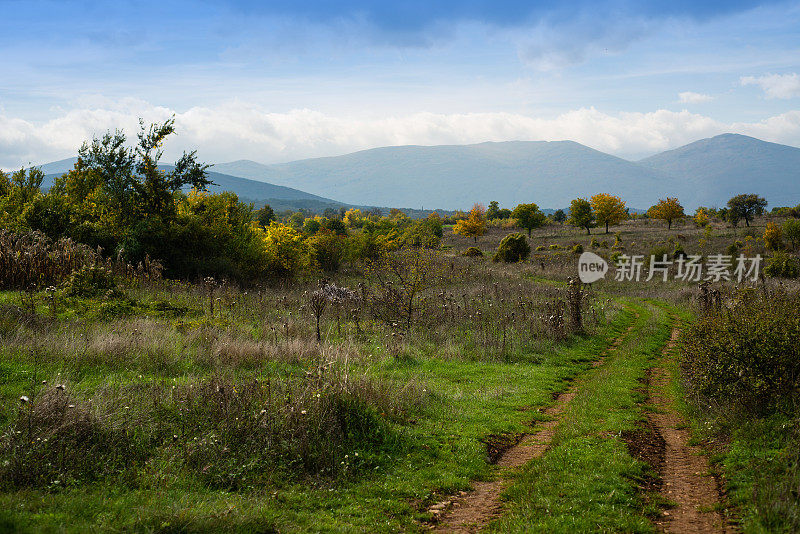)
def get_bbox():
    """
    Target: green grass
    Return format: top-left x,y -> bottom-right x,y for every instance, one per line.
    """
0,289 -> 635,533
490,301 -> 674,533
